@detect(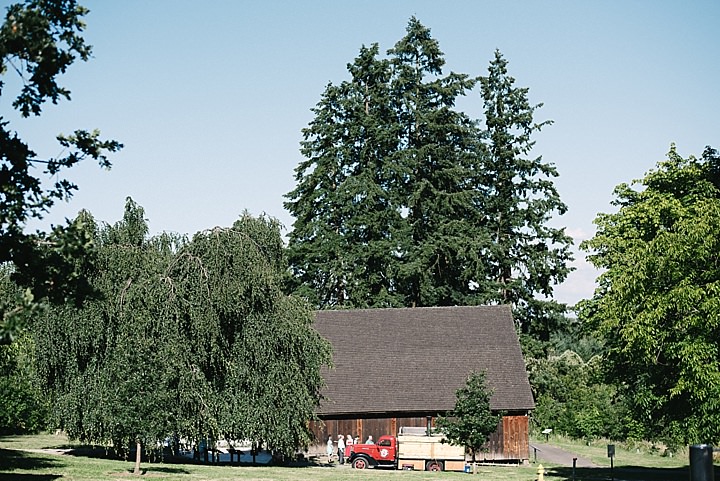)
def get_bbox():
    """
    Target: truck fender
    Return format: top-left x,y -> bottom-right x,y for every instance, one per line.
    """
351,455 -> 373,469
